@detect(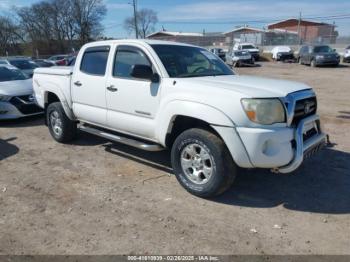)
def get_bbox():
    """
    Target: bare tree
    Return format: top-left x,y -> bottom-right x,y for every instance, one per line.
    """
71,0 -> 107,45
16,0 -> 106,55
0,15 -> 24,56
124,8 -> 158,39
